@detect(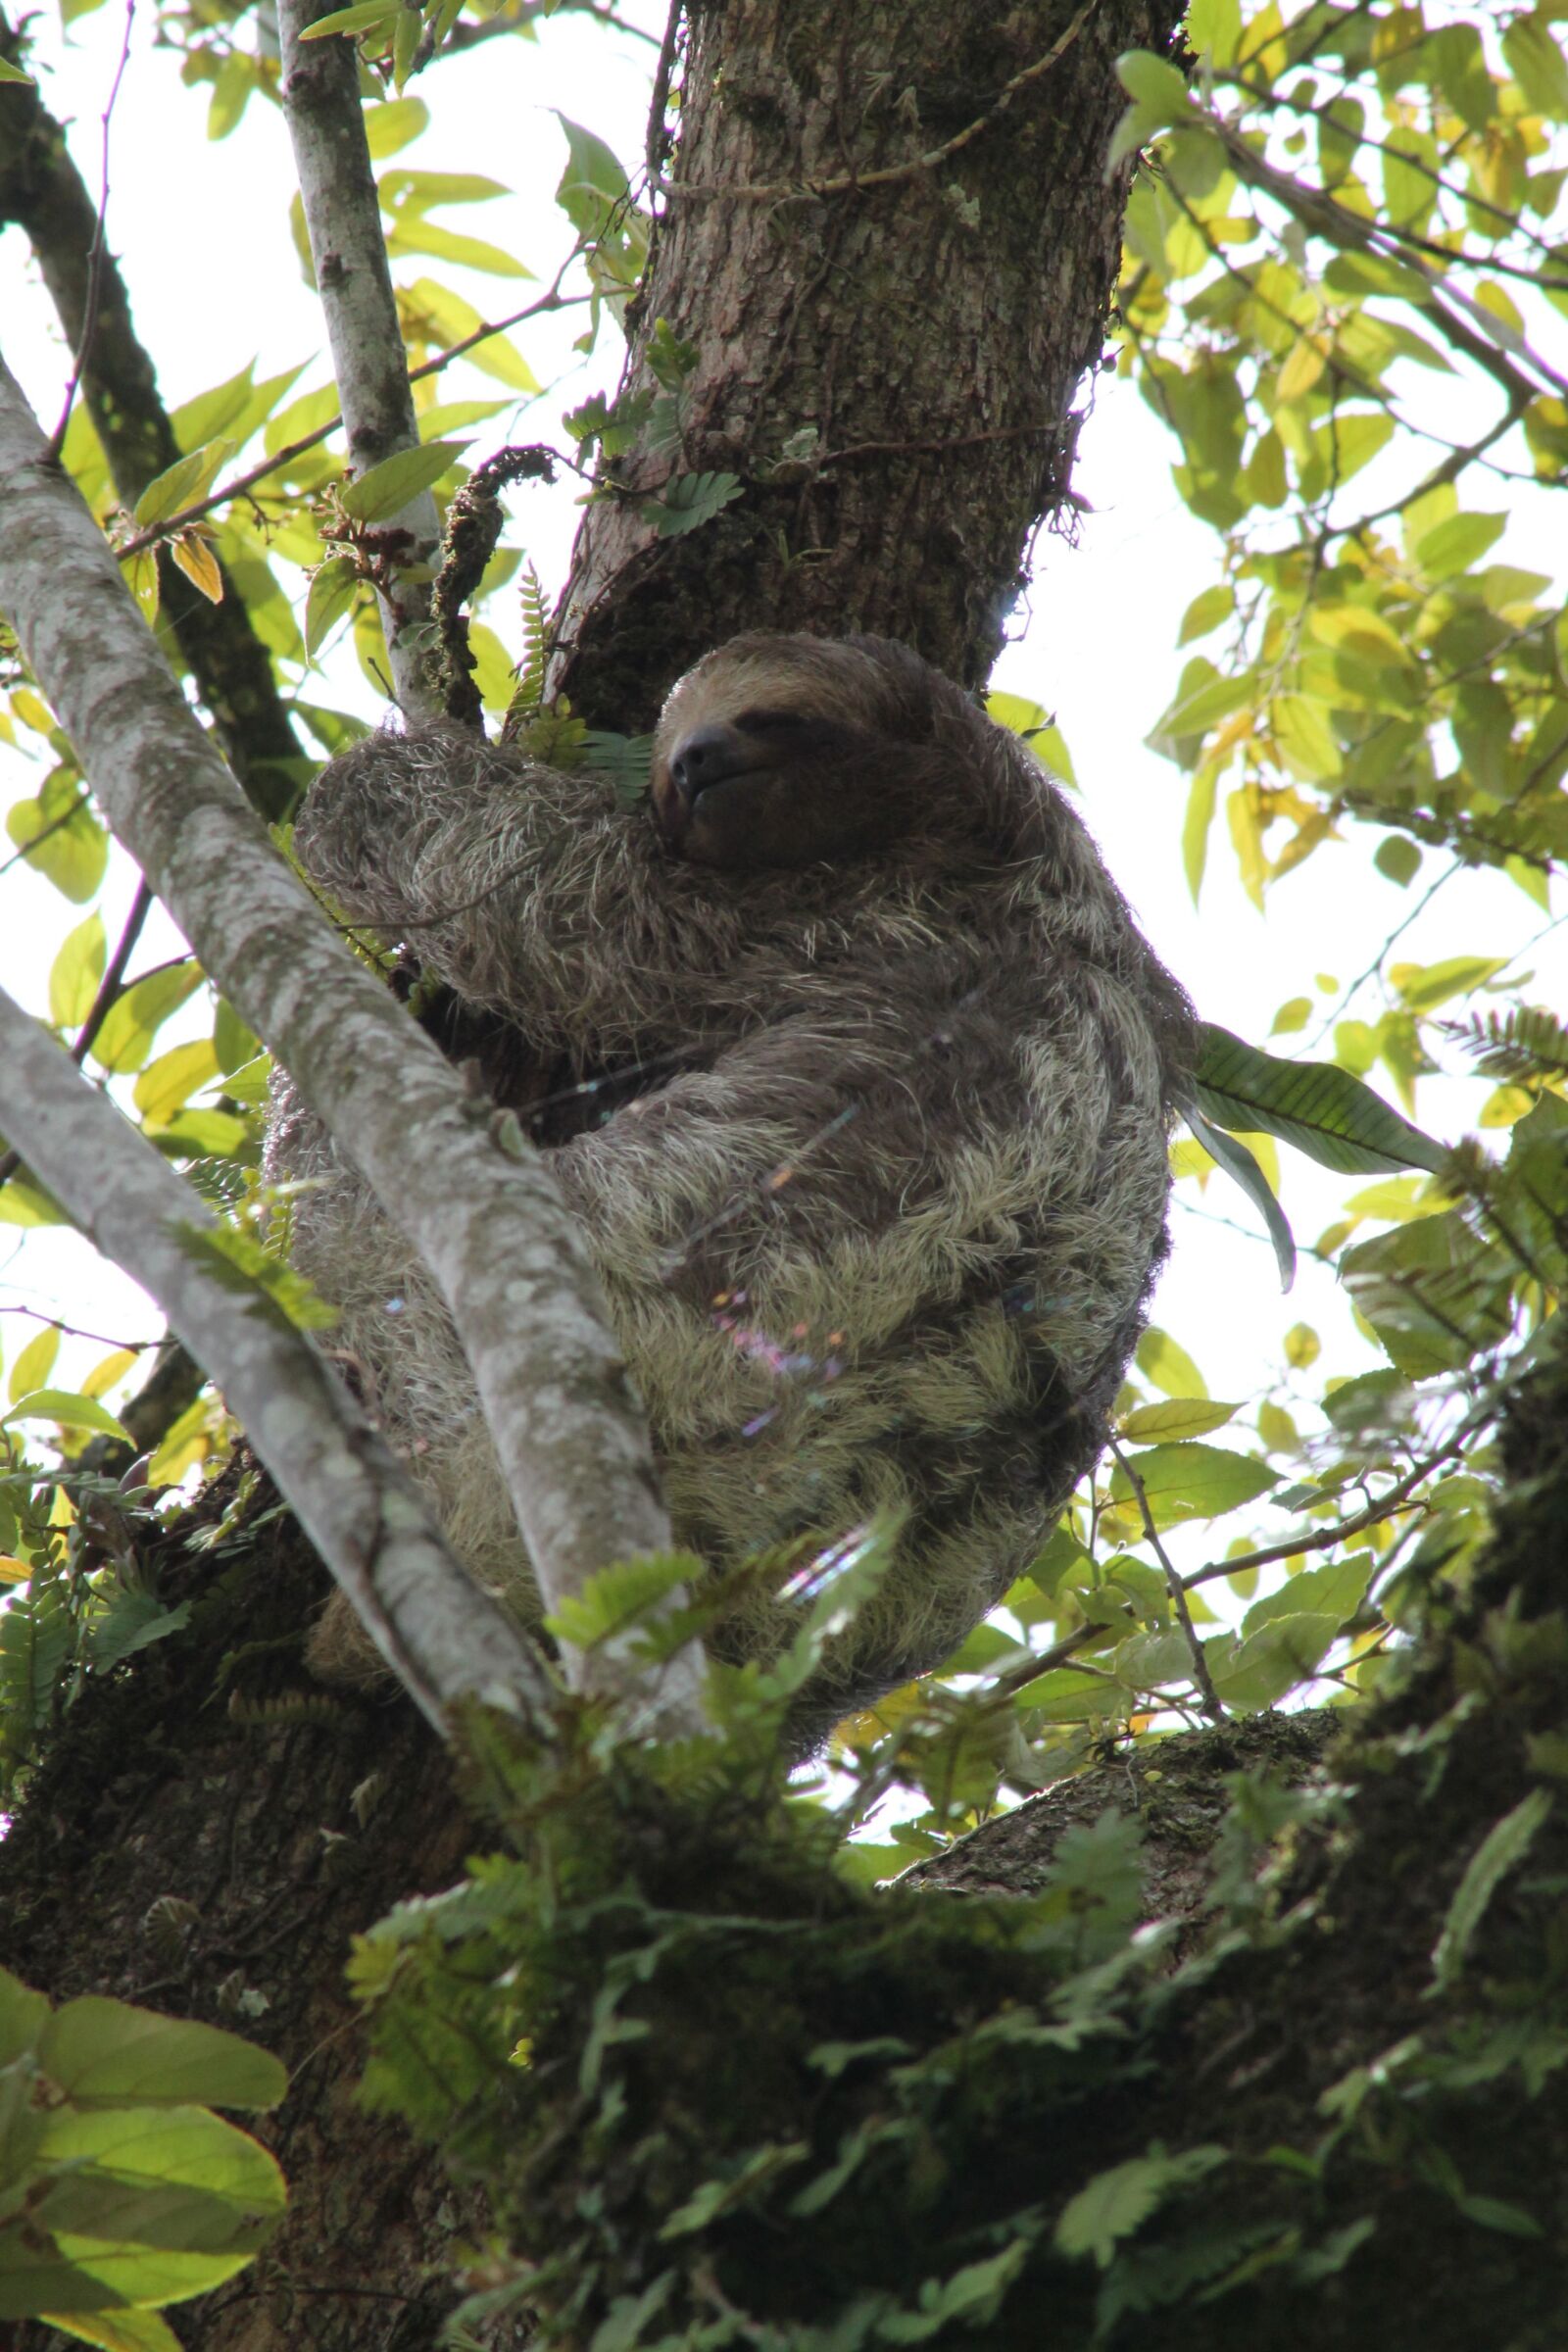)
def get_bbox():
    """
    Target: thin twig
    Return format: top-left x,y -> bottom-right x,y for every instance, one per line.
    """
4,1304 -> 157,1351
1108,1436 -> 1226,1718
1181,1425 -> 1475,1593
0,880 -> 158,1190
49,0 -> 134,456
646,0 -> 682,189
71,878 -> 153,1068
116,268 -> 584,557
